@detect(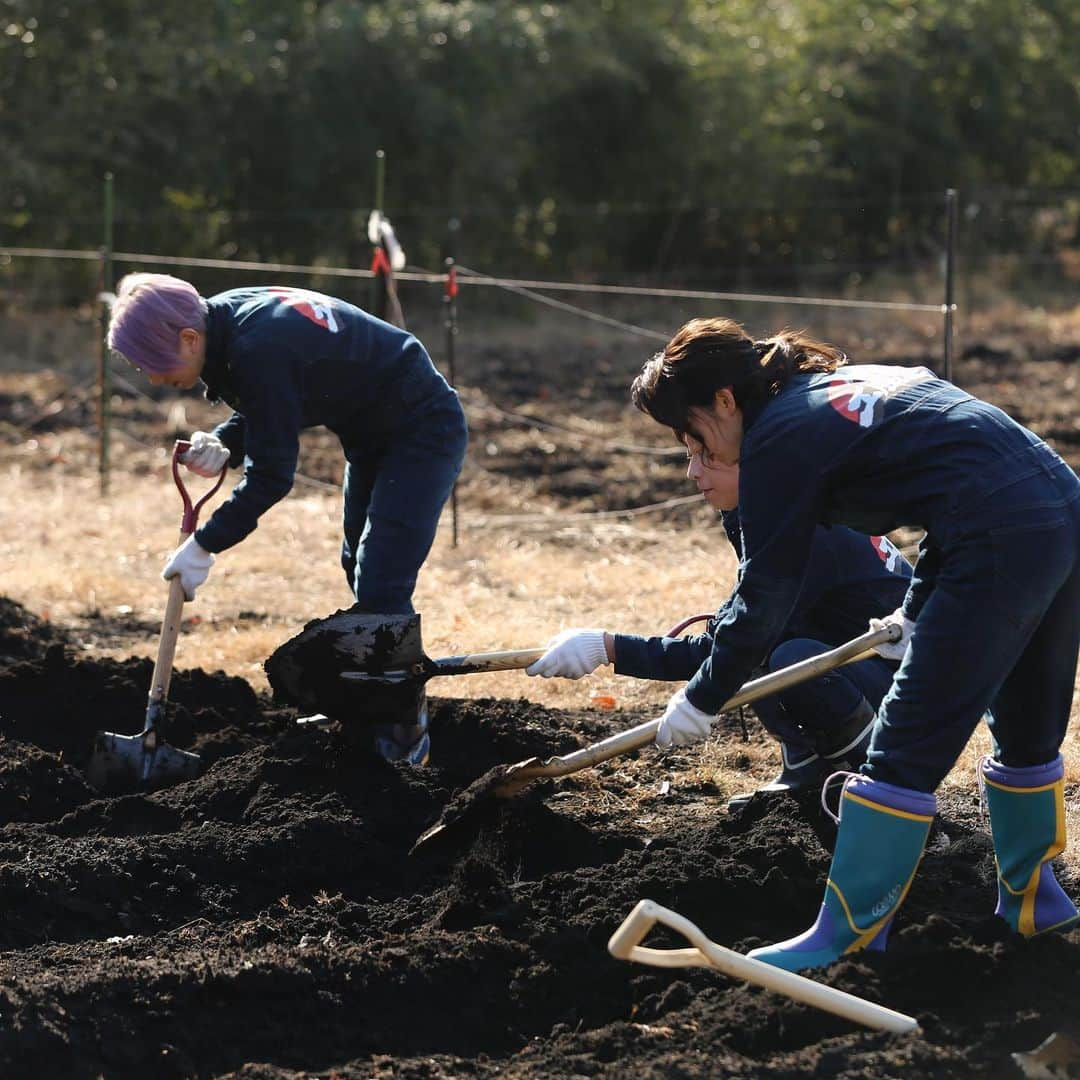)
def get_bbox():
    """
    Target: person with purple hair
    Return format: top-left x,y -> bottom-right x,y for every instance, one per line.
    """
107,272 -> 468,765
